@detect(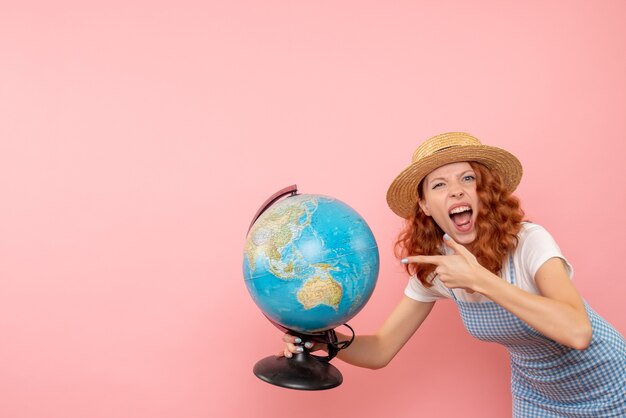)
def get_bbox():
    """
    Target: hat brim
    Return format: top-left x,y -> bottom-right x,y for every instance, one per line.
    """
386,145 -> 523,219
